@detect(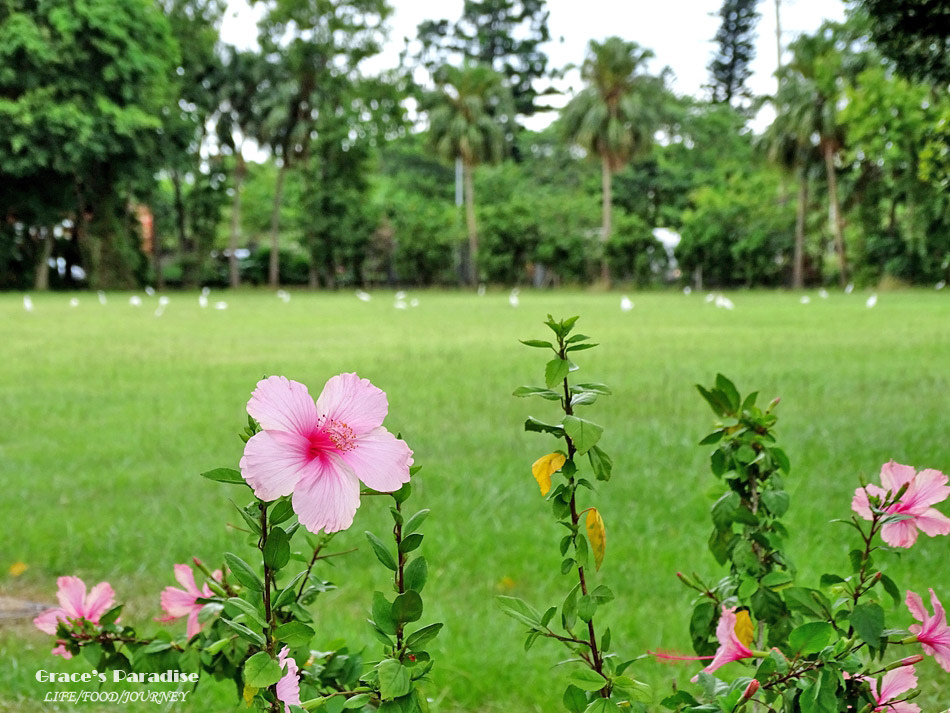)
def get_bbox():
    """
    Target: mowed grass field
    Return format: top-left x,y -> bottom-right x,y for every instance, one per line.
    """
1,288 -> 949,712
